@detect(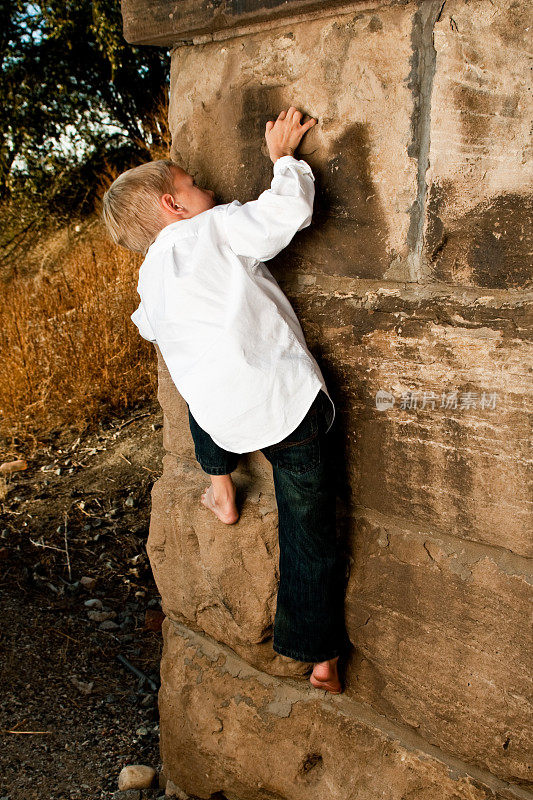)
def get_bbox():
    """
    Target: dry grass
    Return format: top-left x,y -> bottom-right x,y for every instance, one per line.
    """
0,91 -> 172,460
0,219 -> 158,459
